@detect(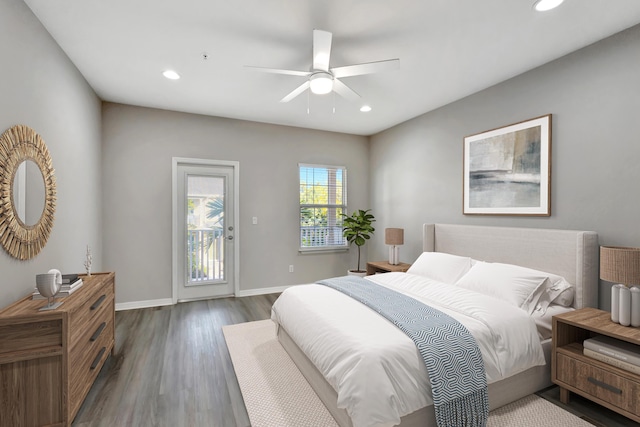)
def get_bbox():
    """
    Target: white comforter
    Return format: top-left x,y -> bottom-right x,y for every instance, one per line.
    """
270,272 -> 545,427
